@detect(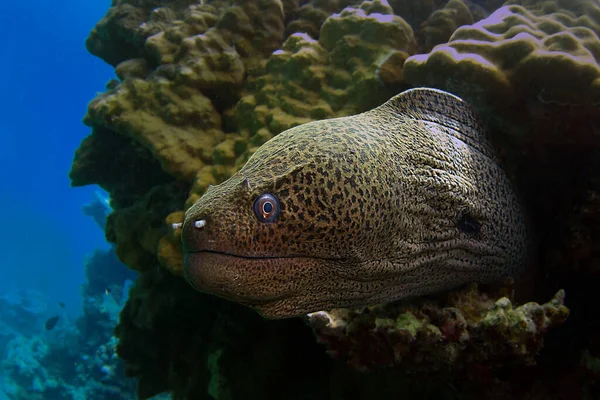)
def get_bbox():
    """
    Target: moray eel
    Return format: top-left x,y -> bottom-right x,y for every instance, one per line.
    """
181,88 -> 527,319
